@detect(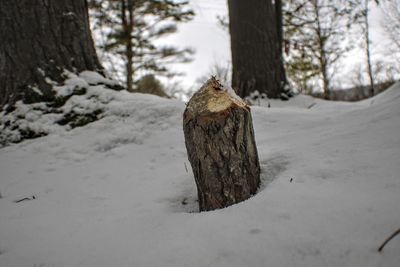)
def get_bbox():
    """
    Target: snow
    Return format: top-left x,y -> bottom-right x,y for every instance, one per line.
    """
221,81 -> 243,103
54,71 -> 119,97
0,71 -> 125,145
78,71 -> 120,87
0,82 -> 400,267
30,86 -> 43,96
